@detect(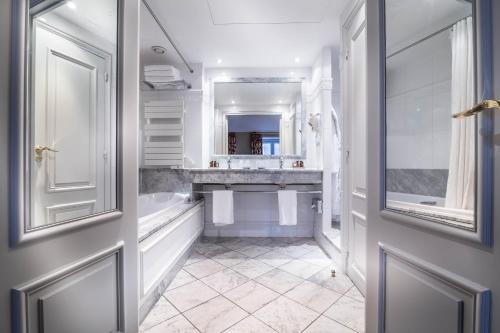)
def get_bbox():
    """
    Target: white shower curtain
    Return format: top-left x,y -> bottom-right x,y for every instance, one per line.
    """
445,17 -> 475,210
